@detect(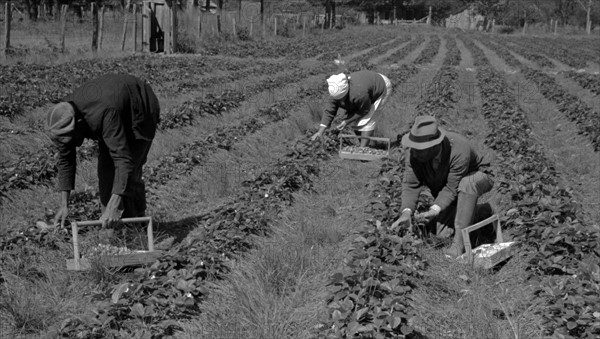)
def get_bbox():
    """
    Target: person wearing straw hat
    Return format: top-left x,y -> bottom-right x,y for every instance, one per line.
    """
45,74 -> 160,229
310,70 -> 392,147
391,115 -> 494,259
